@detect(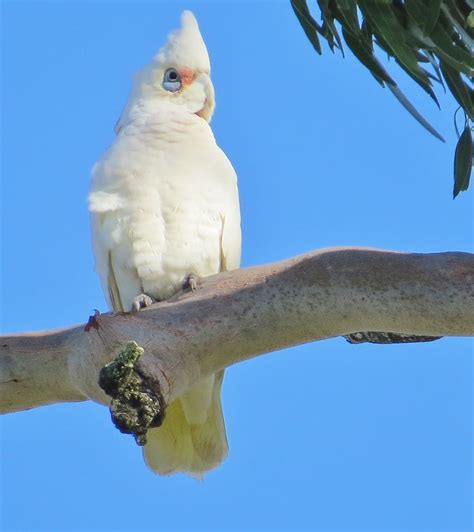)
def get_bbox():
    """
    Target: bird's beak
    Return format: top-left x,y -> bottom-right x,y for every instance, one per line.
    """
195,73 -> 215,122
